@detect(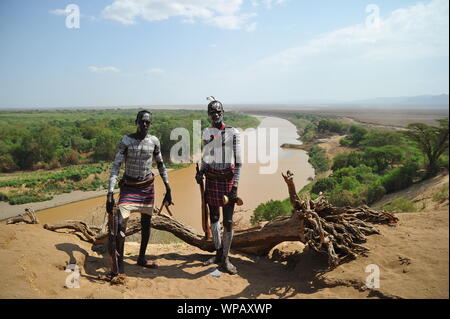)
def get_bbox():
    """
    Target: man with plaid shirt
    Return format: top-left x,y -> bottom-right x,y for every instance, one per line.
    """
196,97 -> 242,275
106,110 -> 172,282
